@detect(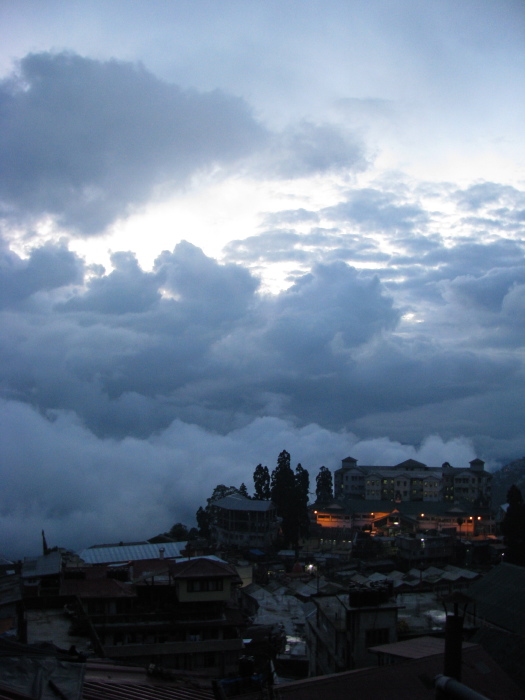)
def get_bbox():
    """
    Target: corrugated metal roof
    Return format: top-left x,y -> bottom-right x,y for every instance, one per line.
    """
170,558 -> 239,579
21,551 -> 62,578
82,680 -> 214,700
83,664 -> 214,700
213,494 -> 275,512
79,543 -> 185,564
